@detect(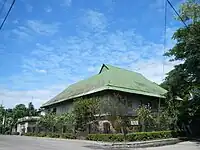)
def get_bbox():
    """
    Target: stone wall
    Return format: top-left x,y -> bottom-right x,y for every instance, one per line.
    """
46,90 -> 161,116
105,90 -> 160,116
56,102 -> 73,115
